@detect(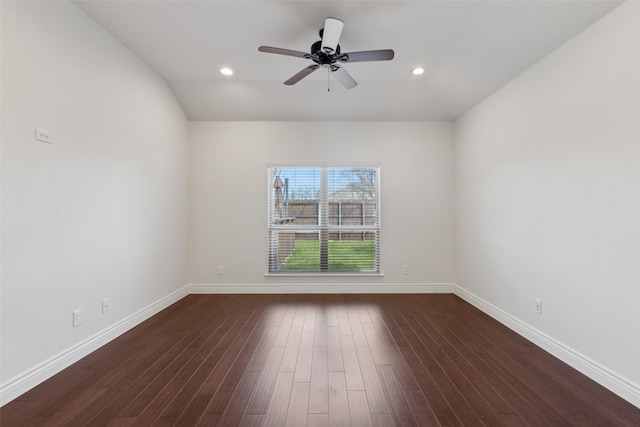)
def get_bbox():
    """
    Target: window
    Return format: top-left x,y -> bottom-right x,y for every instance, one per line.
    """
268,165 -> 380,274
